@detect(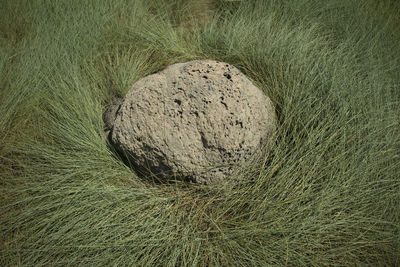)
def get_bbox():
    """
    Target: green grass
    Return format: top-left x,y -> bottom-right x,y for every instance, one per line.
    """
1,0 -> 399,265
